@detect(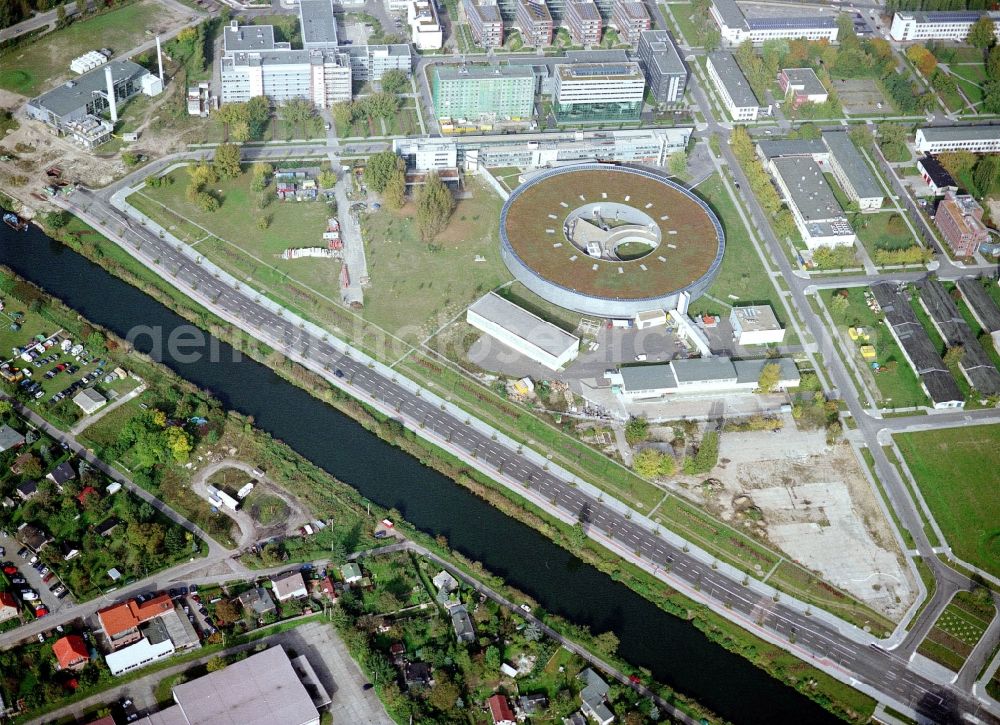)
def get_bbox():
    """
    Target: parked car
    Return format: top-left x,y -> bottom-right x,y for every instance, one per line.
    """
35,606 -> 48,617
11,577 -> 25,585
21,589 -> 38,601
16,547 -> 28,559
